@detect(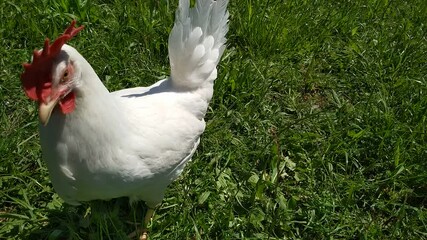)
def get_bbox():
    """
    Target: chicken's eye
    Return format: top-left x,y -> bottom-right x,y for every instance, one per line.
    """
60,70 -> 69,84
